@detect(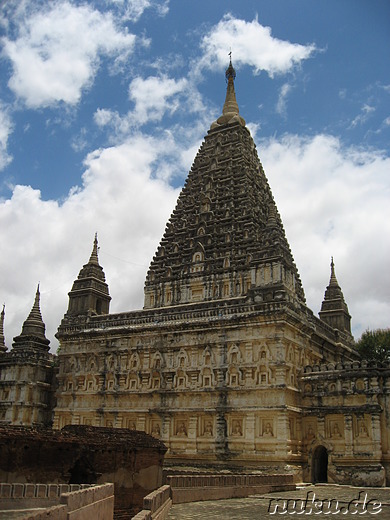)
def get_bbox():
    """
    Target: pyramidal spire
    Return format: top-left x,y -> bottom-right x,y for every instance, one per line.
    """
0,304 -> 6,354
144,60 -> 305,309
21,285 -> 47,339
324,258 -> 344,299
319,258 -> 352,336
13,285 -> 50,352
210,55 -> 246,129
